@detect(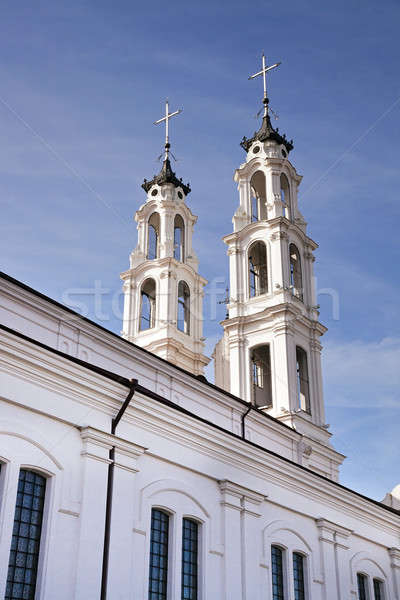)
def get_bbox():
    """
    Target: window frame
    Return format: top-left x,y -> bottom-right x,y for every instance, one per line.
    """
140,278 -> 157,332
177,281 -> 190,335
173,214 -> 185,262
250,344 -> 273,409
148,508 -> 171,600
5,468 -> 50,600
289,243 -> 303,301
181,517 -> 200,600
248,240 -> 268,299
147,212 -> 160,260
271,544 -> 286,600
295,346 -> 311,414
